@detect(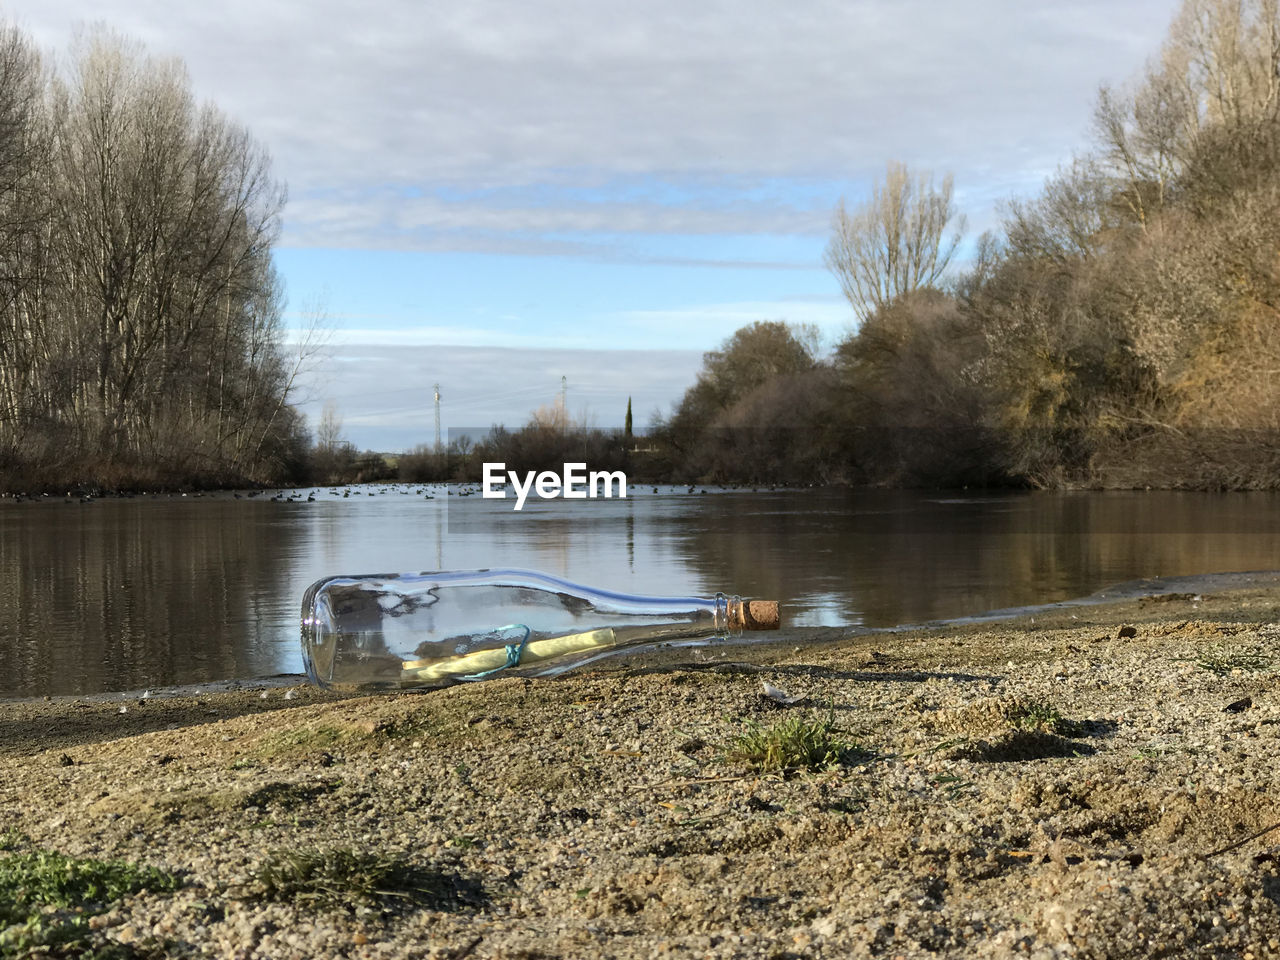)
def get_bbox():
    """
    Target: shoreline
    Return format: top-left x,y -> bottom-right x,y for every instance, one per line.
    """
1,582 -> 1278,956
7,569 -> 1277,707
